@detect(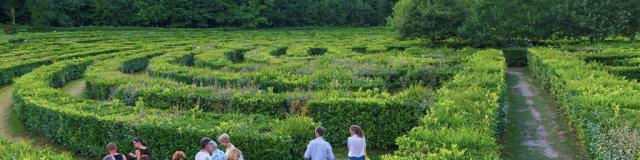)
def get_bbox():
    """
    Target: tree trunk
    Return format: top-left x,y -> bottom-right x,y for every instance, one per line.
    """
11,8 -> 16,25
